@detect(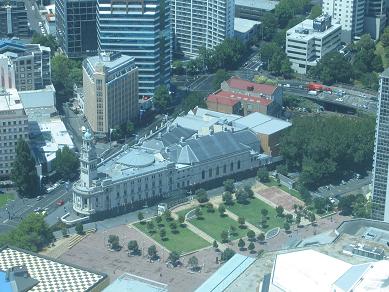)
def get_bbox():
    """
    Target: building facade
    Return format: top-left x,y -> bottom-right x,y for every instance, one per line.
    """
55,0 -> 98,58
83,52 -> 139,135
234,0 -> 278,21
0,1 -> 28,38
172,0 -> 235,58
372,68 -> 389,222
0,89 -> 29,177
97,0 -> 171,97
286,15 -> 341,74
364,0 -> 387,39
322,0 -> 365,43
